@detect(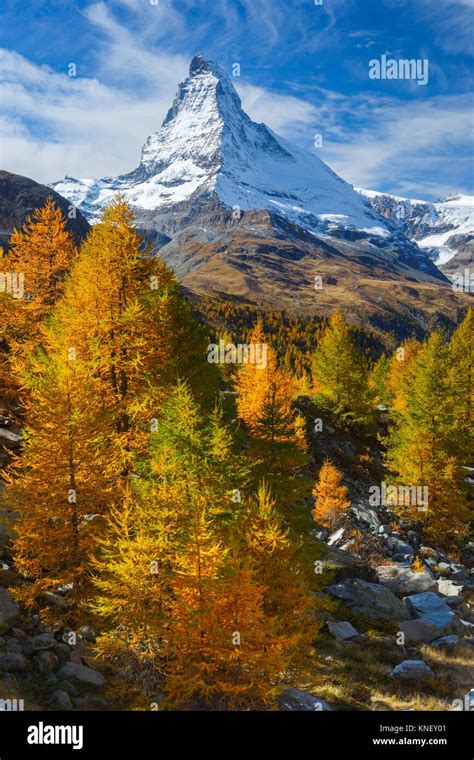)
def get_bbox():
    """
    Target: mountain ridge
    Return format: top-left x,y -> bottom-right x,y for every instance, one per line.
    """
356,188 -> 474,275
0,170 -> 90,250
